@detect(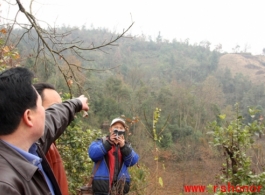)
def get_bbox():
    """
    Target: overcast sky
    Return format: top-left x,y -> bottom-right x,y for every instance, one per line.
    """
2,0 -> 265,55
